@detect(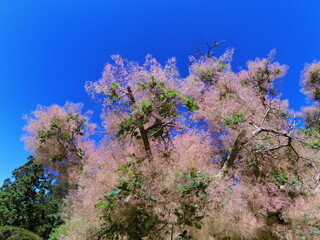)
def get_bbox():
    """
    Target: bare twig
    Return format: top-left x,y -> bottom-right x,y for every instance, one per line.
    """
193,38 -> 226,58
